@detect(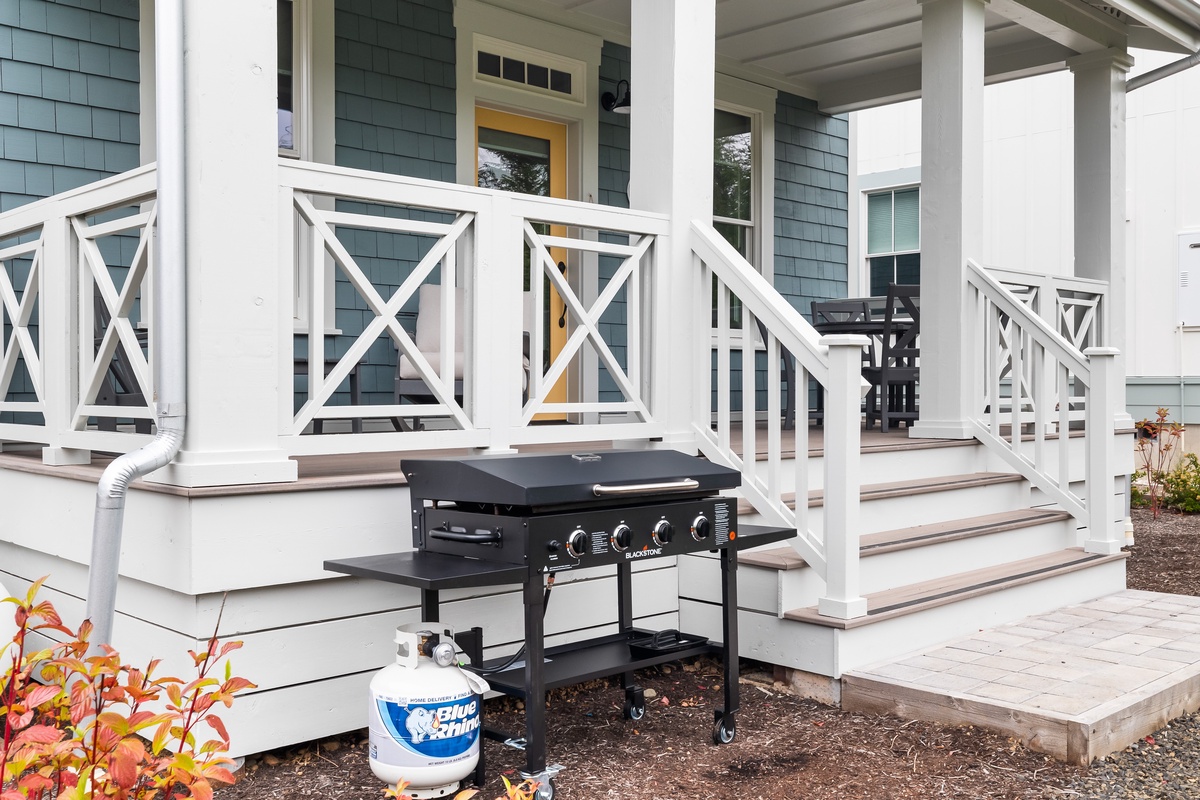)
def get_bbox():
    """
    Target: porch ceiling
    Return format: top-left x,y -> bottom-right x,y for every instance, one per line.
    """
515,0 -> 1200,112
